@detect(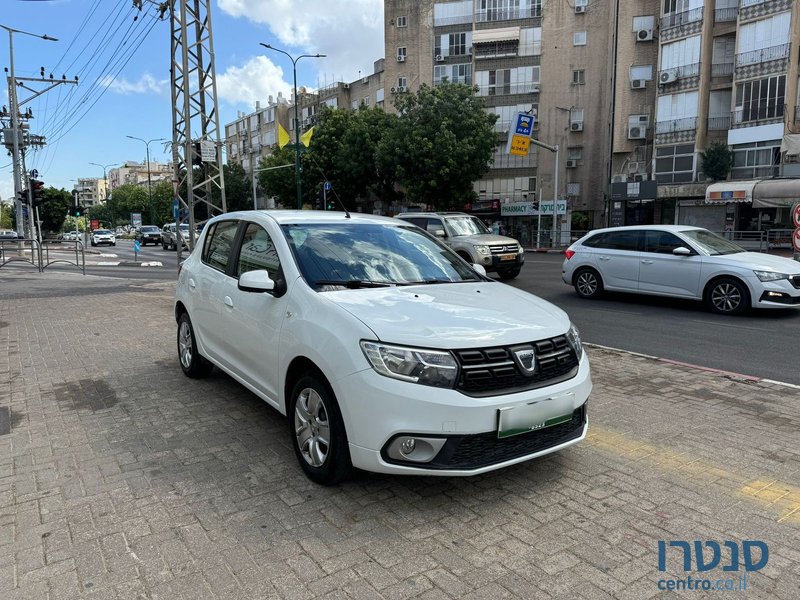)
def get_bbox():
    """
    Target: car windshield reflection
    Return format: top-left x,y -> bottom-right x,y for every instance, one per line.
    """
282,223 -> 482,290
680,229 -> 746,255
